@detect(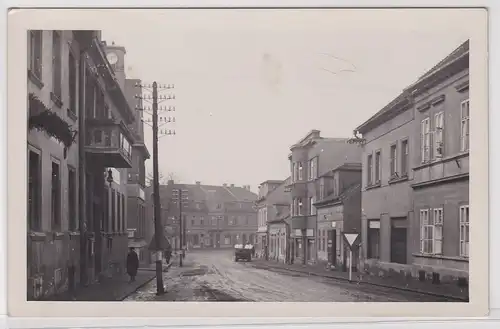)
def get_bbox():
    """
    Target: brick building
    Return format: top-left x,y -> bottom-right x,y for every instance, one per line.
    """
287,130 -> 362,265
27,31 -> 138,299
